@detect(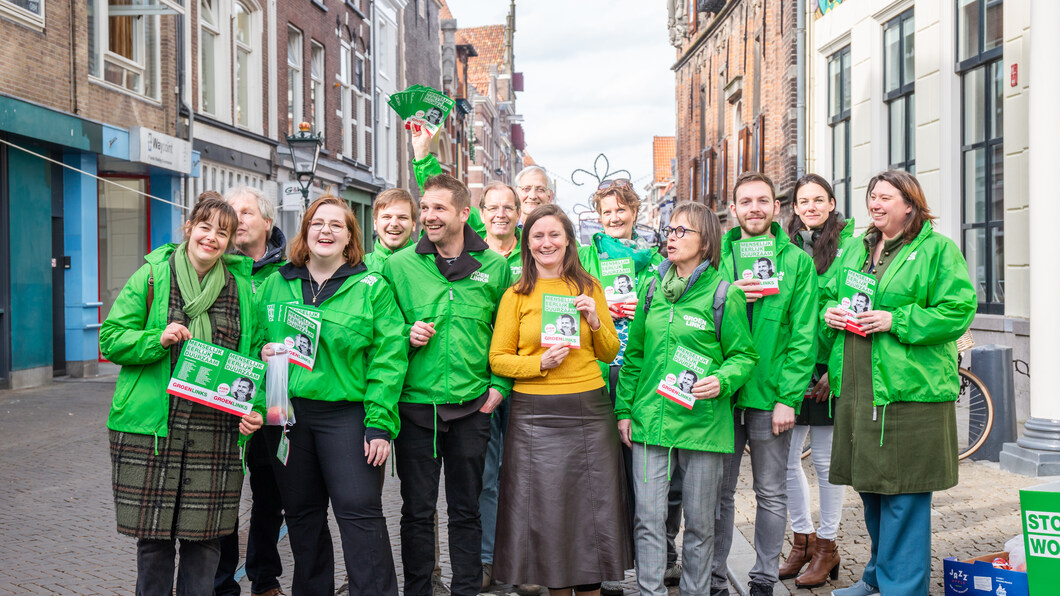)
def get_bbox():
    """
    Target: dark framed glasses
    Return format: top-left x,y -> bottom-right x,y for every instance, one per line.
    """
662,226 -> 700,238
597,179 -> 633,191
